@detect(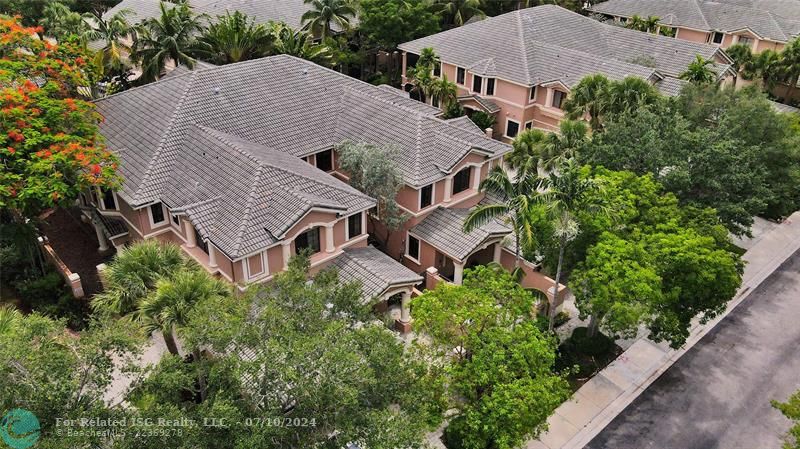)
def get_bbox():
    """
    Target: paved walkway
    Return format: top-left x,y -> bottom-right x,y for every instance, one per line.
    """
527,212 -> 800,449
